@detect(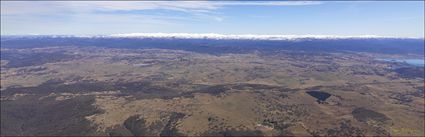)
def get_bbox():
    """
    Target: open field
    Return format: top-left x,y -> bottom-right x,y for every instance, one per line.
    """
1,38 -> 424,136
